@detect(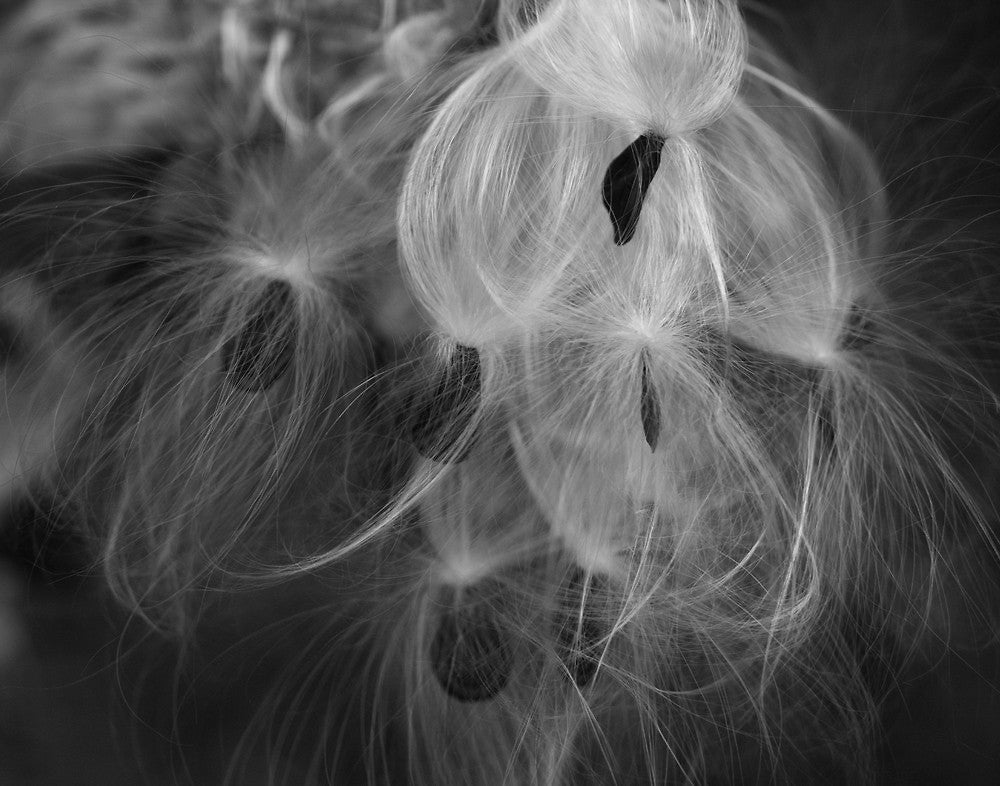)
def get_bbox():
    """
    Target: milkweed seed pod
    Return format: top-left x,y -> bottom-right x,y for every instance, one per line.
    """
3,1 -> 1000,784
